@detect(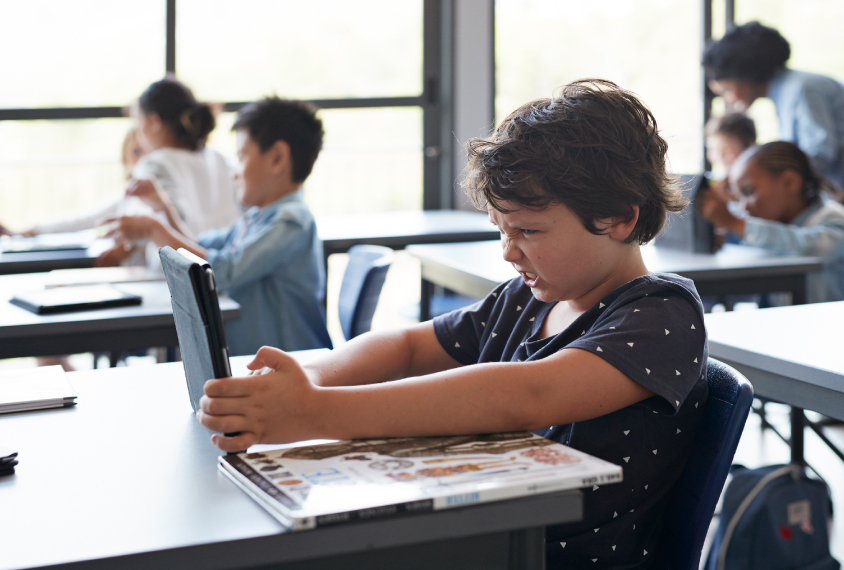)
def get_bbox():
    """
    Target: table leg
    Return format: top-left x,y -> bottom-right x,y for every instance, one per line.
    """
791,407 -> 805,466
420,278 -> 434,322
509,527 -> 546,570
